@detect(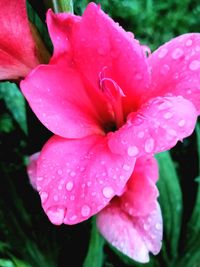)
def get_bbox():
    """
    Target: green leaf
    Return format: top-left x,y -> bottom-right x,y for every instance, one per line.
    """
184,123 -> 200,251
26,1 -> 52,52
0,259 -> 15,267
52,0 -> 73,13
83,217 -> 105,267
0,113 -> 14,133
0,82 -> 27,134
156,151 -> 182,261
